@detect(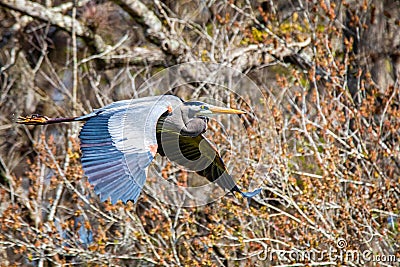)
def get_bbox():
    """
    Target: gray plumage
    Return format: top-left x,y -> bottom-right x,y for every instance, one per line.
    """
17,95 -> 261,204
